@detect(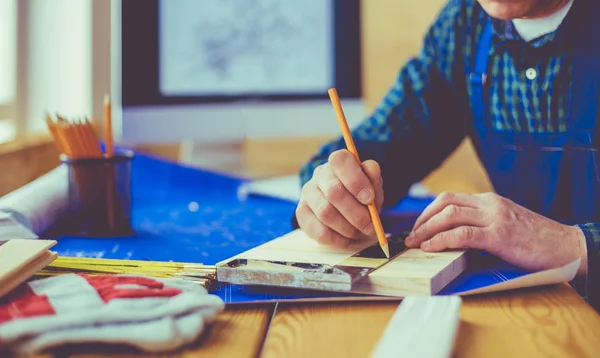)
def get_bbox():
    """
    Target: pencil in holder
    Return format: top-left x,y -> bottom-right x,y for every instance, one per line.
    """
60,149 -> 135,237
